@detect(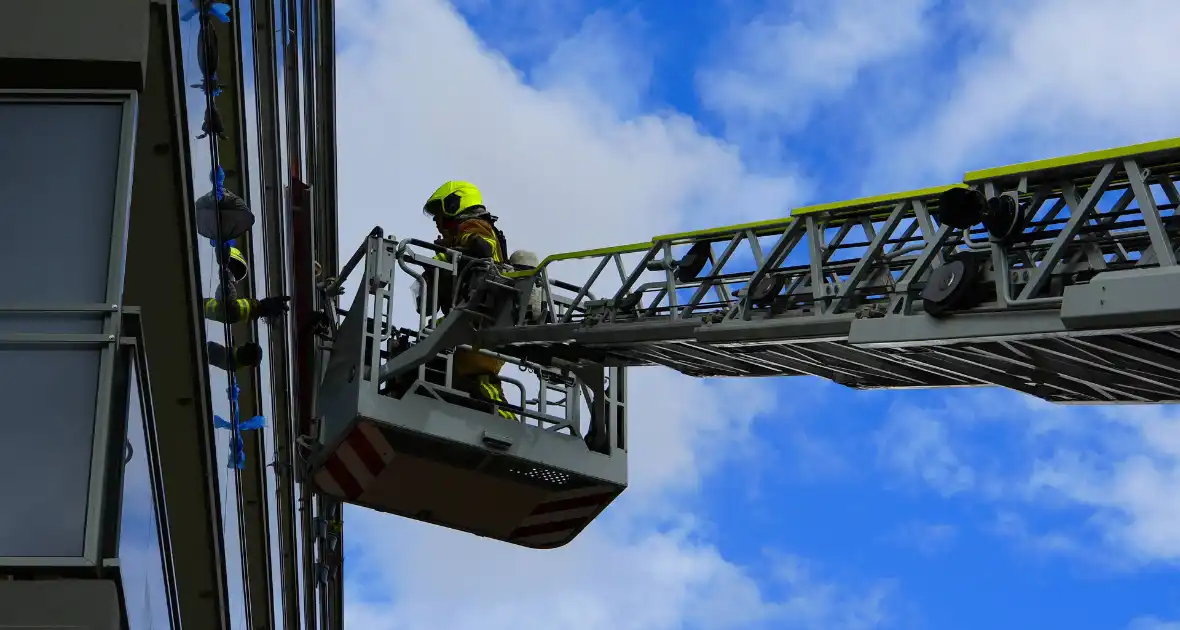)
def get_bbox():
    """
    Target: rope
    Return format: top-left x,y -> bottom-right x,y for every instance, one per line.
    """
186,0 -> 266,469
186,4 -> 263,628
